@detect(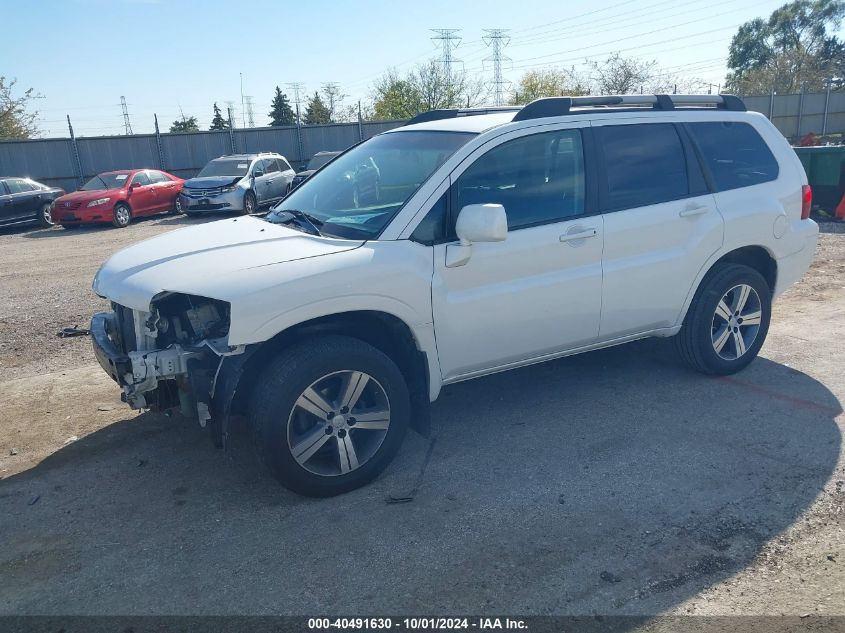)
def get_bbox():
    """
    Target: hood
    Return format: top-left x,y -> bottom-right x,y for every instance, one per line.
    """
59,188 -> 123,203
183,176 -> 242,188
93,216 -> 363,310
